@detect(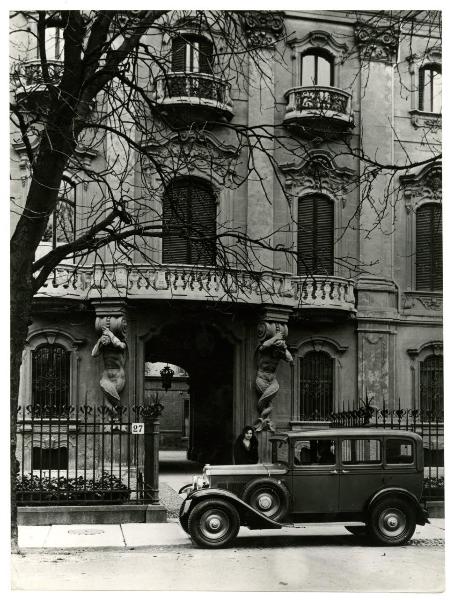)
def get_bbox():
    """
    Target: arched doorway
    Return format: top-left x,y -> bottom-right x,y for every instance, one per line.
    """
144,320 -> 234,464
